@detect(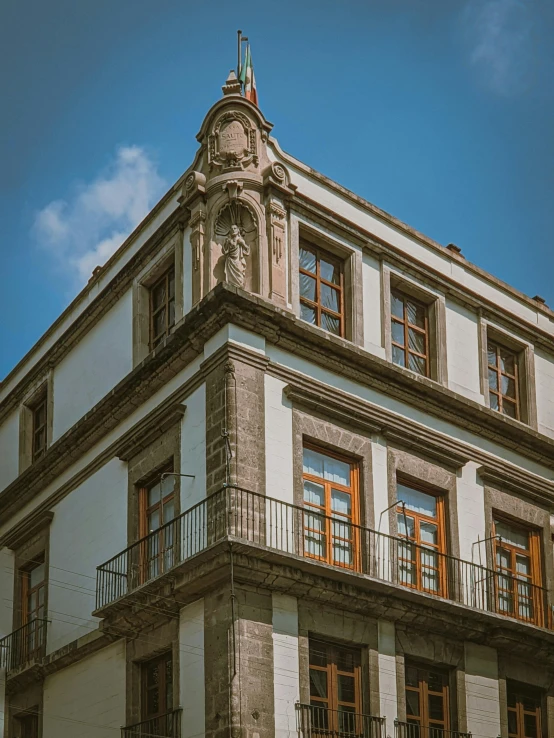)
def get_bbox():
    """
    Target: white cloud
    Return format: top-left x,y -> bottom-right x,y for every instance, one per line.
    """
464,0 -> 535,95
34,145 -> 166,290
